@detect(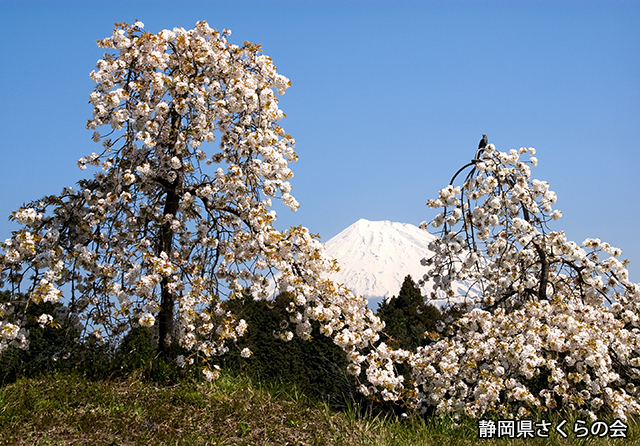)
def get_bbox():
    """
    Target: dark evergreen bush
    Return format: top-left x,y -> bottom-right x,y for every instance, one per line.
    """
222,293 -> 359,408
376,275 -> 443,351
0,291 -> 79,384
